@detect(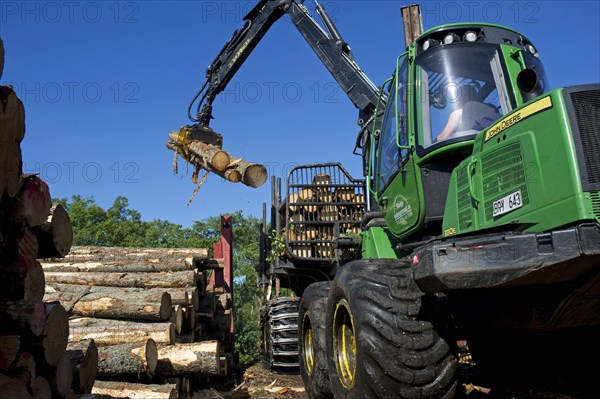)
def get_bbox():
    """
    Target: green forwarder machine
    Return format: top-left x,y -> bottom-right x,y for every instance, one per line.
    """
184,1 -> 600,397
